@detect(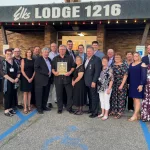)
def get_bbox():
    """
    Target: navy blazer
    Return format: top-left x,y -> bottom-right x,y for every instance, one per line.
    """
84,55 -> 102,87
34,56 -> 51,86
142,55 -> 149,65
66,49 -> 76,59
